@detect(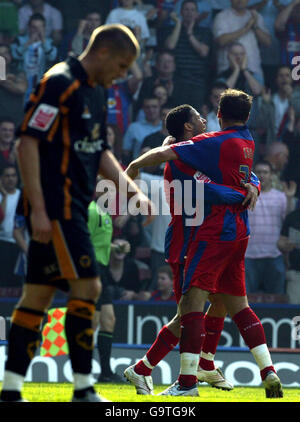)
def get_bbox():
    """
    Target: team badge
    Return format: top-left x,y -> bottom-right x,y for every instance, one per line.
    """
28,104 -> 58,131
79,255 -> 92,268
